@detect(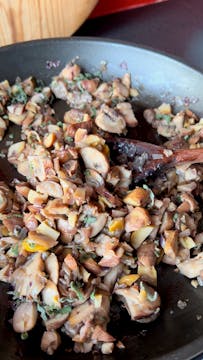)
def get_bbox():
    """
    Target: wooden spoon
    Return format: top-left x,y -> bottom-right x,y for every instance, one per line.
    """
107,137 -> 203,182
